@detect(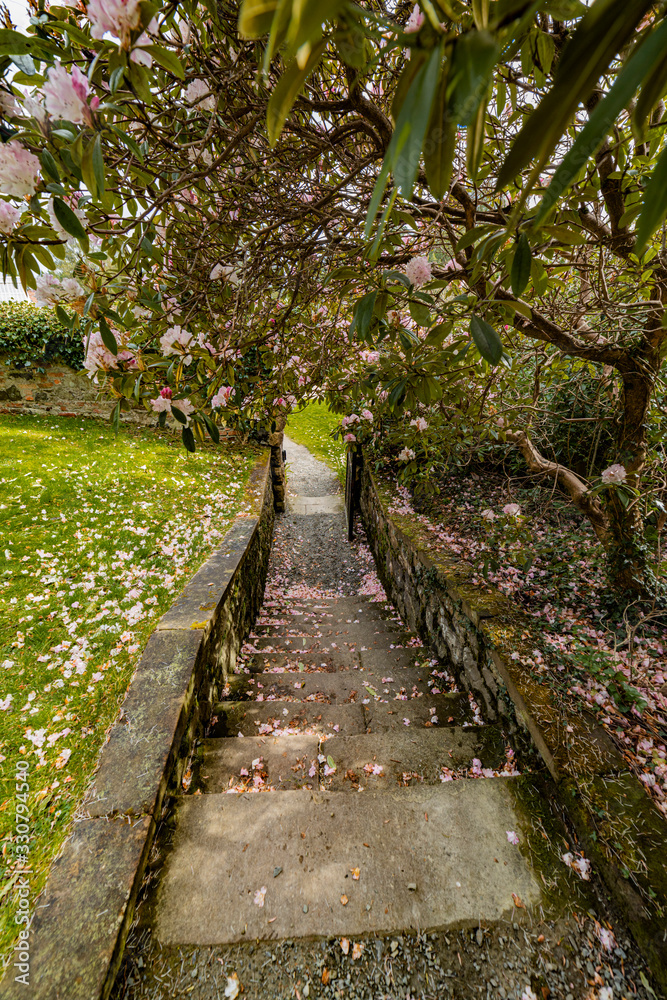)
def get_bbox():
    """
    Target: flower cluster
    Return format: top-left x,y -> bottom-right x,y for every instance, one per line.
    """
0,141 -> 40,199
405,255 -> 432,287
42,64 -> 98,124
601,463 -> 626,485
